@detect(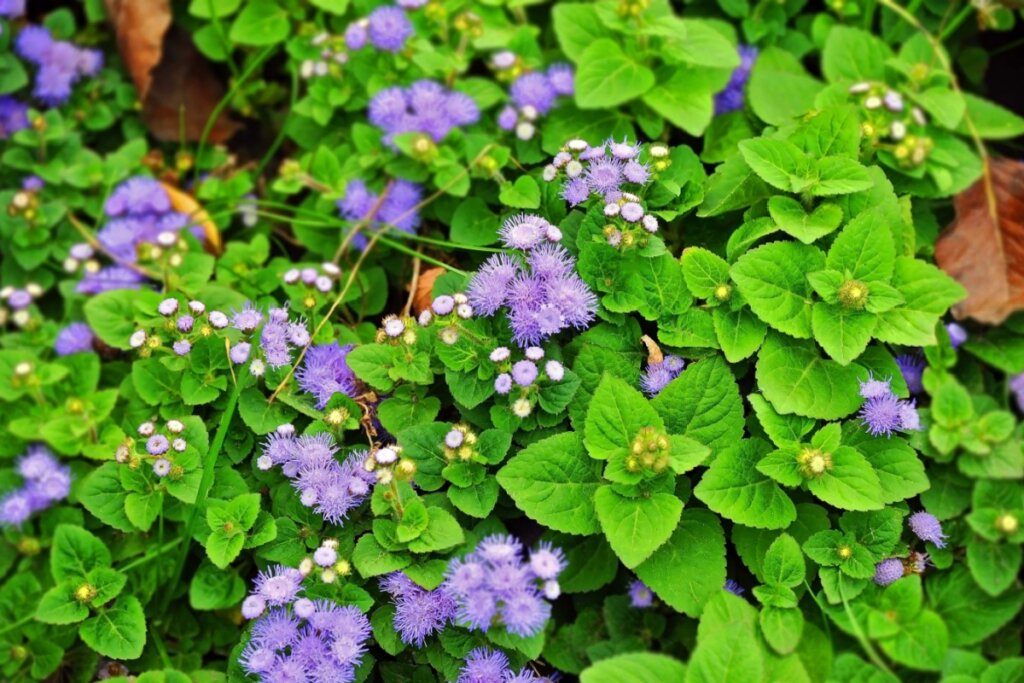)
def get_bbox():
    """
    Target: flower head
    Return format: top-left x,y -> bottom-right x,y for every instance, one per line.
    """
908,511 -> 946,548
54,322 -> 94,356
629,580 -> 653,608
714,45 -> 758,114
296,342 -> 359,409
874,558 -> 904,586
458,648 -> 510,683
895,354 -> 925,395
367,6 -> 413,52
